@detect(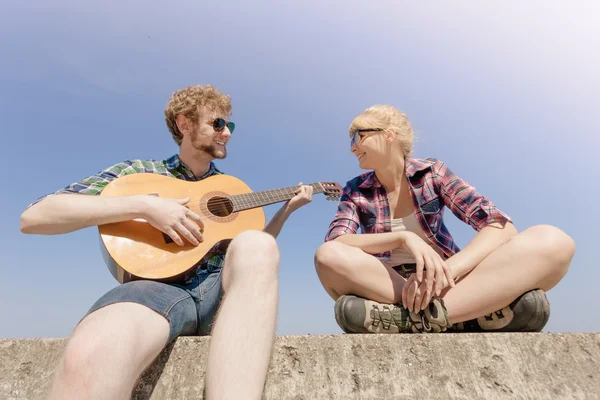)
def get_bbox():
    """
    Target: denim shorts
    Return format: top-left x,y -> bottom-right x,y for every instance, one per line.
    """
85,262 -> 224,343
